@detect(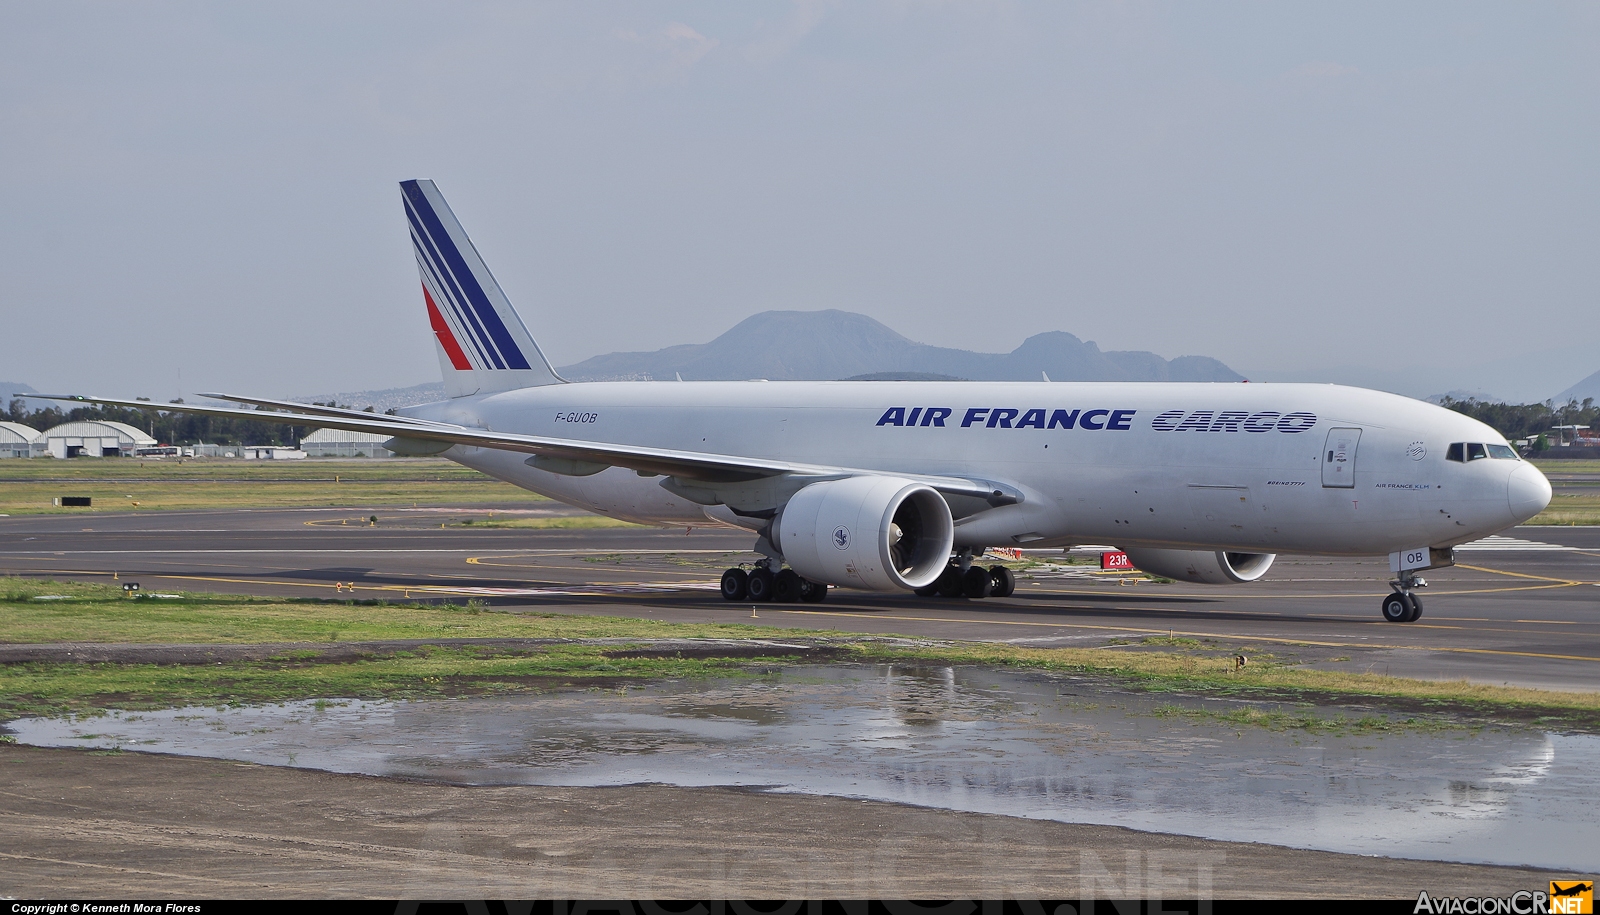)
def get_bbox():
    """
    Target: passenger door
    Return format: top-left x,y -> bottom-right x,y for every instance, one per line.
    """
1321,428 -> 1361,488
